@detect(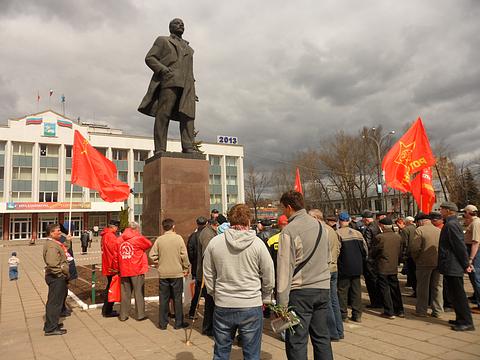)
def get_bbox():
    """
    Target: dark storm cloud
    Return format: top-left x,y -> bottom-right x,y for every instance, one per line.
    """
0,0 -> 139,29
